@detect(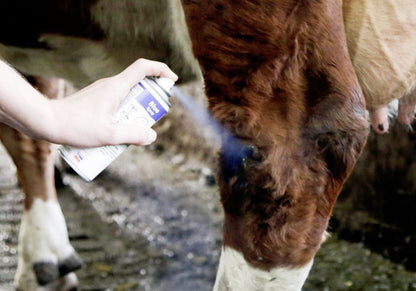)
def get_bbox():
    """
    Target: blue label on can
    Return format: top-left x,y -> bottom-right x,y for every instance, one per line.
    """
137,83 -> 167,122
